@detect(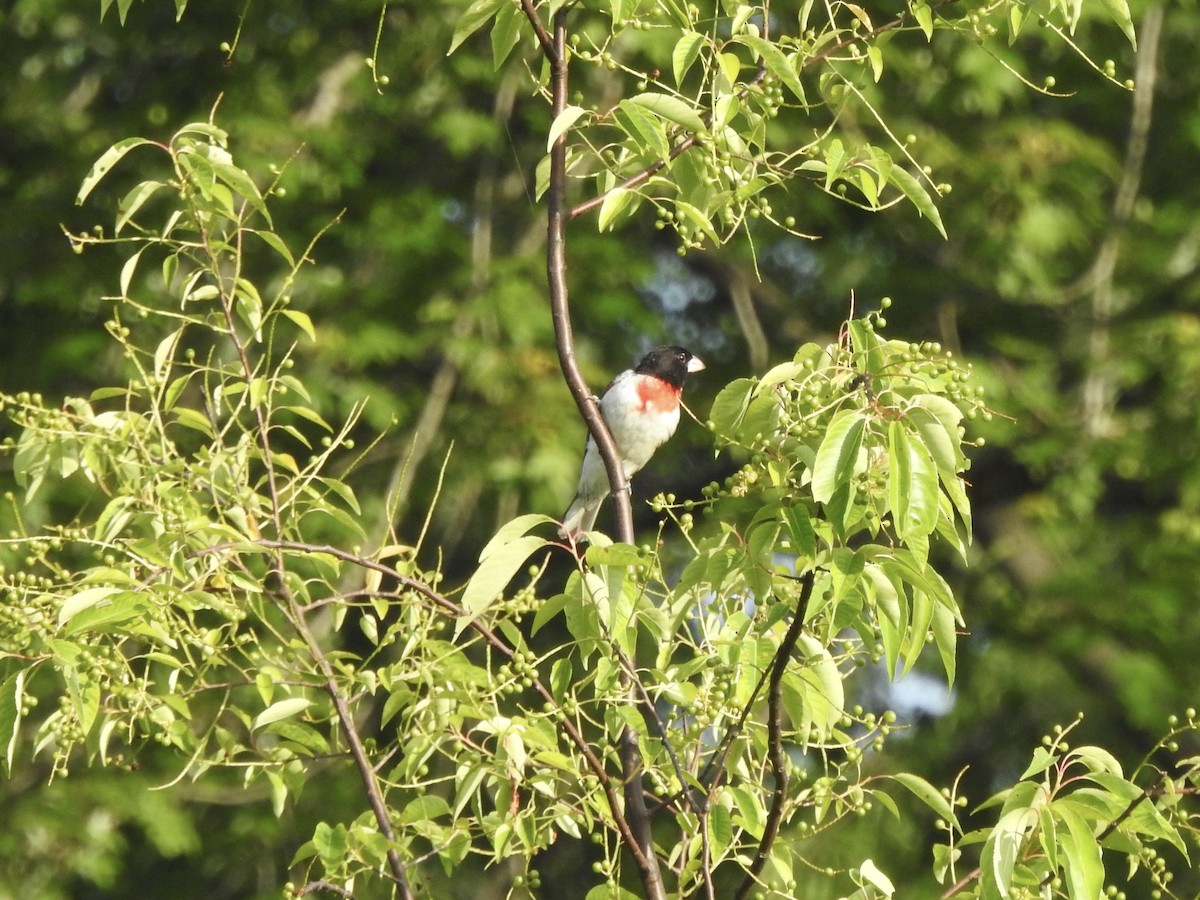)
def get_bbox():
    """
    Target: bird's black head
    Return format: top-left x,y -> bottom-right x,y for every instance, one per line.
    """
634,345 -> 705,390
